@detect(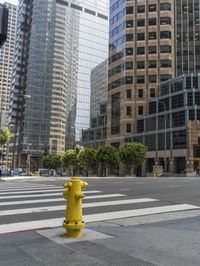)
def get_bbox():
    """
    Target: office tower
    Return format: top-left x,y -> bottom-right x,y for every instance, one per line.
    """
107,0 -> 175,147
0,3 -> 9,48
9,0 -> 108,170
82,59 -> 108,147
90,59 -> 108,120
0,2 -> 17,129
107,0 -> 200,174
175,0 -> 200,75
